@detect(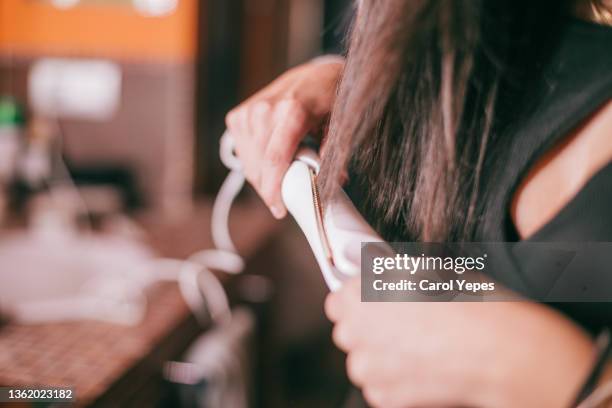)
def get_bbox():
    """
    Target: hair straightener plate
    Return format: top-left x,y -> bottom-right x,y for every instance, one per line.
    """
220,132 -> 385,291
